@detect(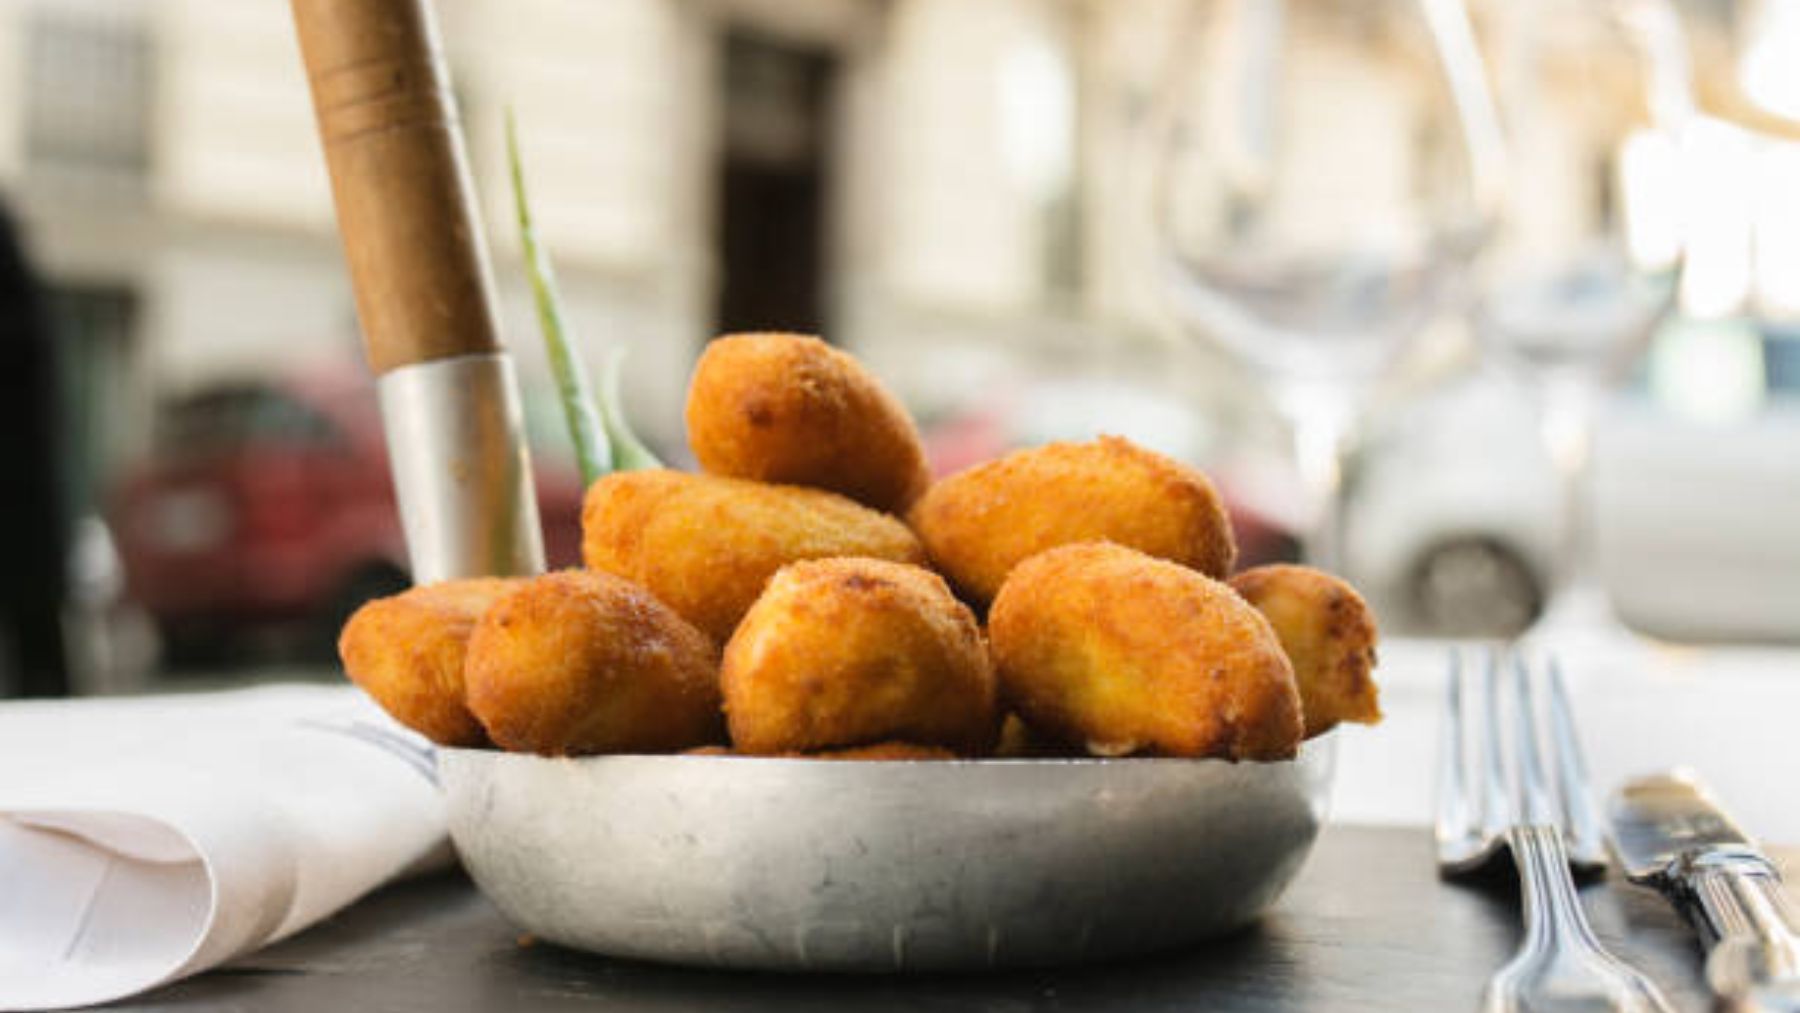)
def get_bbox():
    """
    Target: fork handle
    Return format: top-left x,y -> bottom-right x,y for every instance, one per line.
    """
1496,825 -> 1675,1013
1671,850 -> 1800,1004
1510,826 -> 1615,959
